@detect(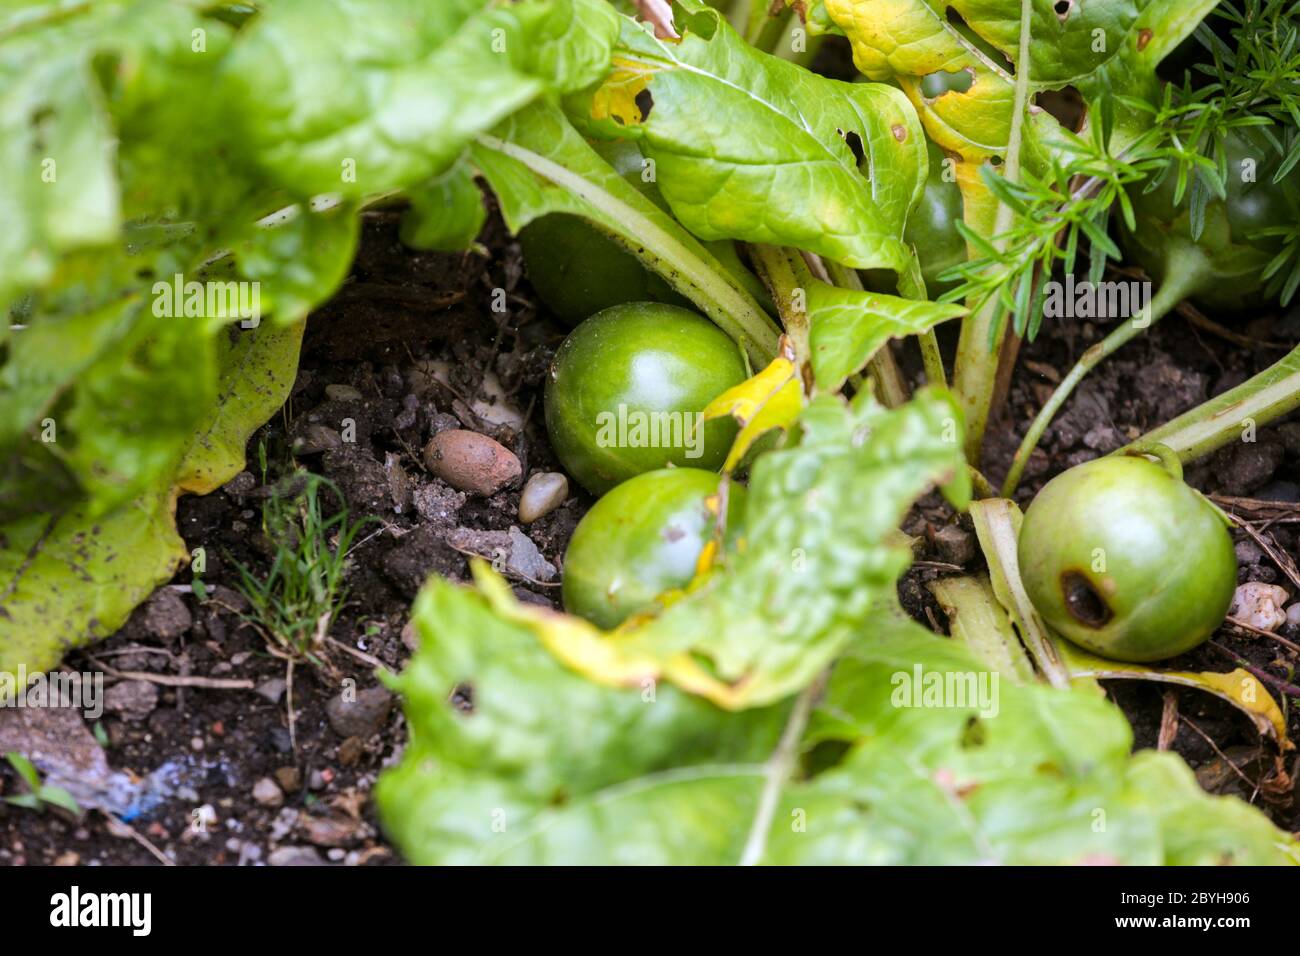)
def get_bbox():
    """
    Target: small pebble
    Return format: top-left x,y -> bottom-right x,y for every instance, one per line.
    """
1286,603 -> 1300,628
518,472 -> 569,523
274,766 -> 302,793
256,678 -> 286,703
252,777 -> 284,808
268,846 -> 326,867
293,424 -> 342,455
104,680 -> 159,723
423,429 -> 521,497
325,686 -> 393,739
324,384 -> 363,402
1235,540 -> 1265,565
141,588 -> 192,642
1230,582 -> 1290,631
